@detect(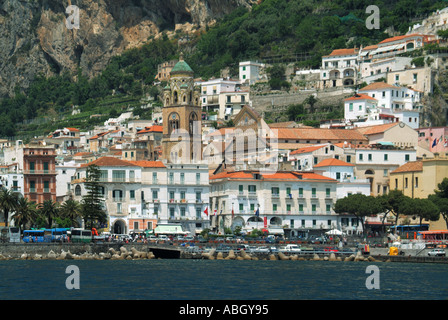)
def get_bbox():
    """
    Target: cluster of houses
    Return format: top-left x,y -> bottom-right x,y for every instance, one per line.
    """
1,9 -> 448,237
